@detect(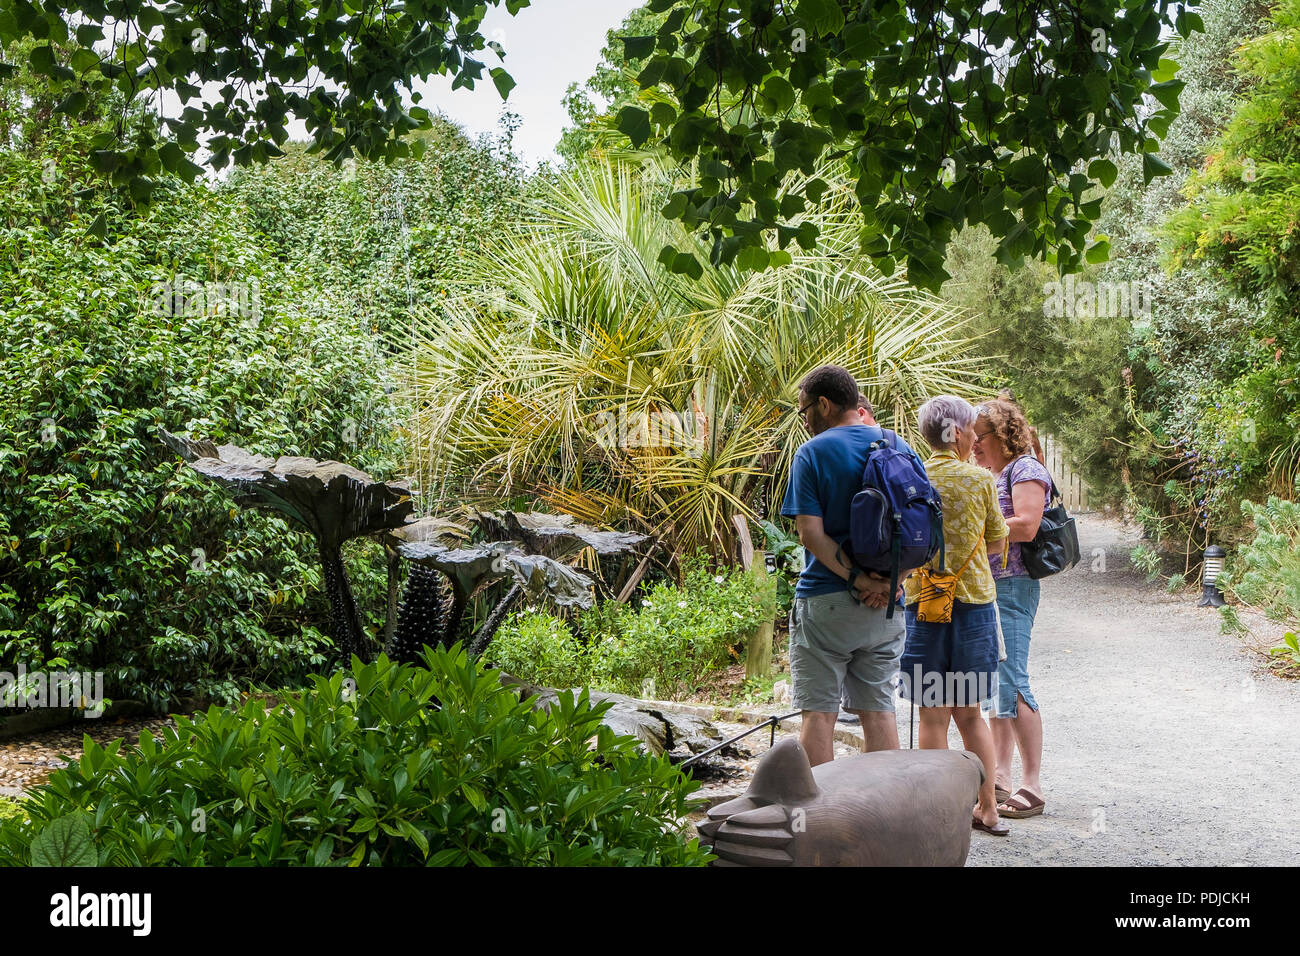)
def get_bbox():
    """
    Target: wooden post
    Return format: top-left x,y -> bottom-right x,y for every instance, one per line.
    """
746,549 -> 774,679
732,513 -> 755,570
616,546 -> 654,603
